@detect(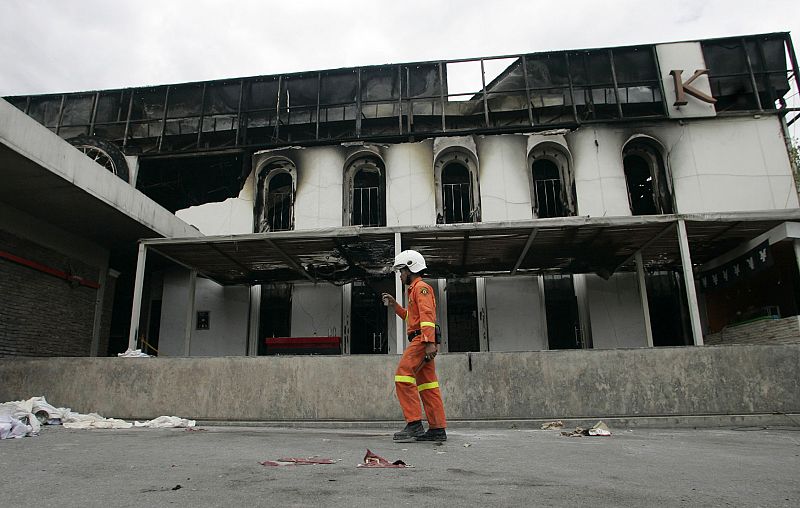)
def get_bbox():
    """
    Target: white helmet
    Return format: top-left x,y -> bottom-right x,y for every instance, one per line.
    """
392,249 -> 427,273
